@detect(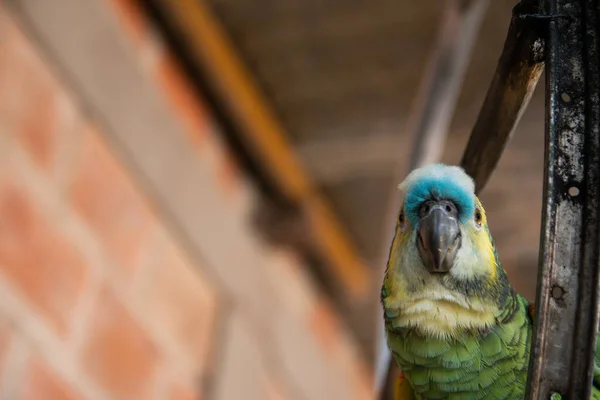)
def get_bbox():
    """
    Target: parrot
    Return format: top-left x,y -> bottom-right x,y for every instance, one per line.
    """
380,163 -> 600,400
